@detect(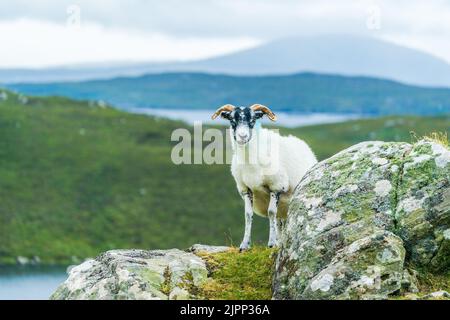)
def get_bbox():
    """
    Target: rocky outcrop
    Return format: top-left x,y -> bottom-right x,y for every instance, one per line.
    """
273,140 -> 449,300
50,140 -> 449,300
51,245 -> 230,300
